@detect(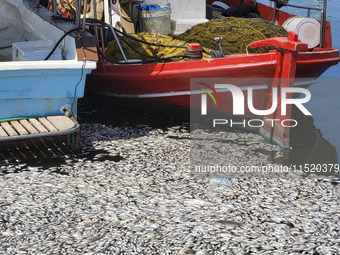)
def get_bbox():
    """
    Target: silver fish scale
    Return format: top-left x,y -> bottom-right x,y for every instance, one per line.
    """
0,123 -> 339,254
